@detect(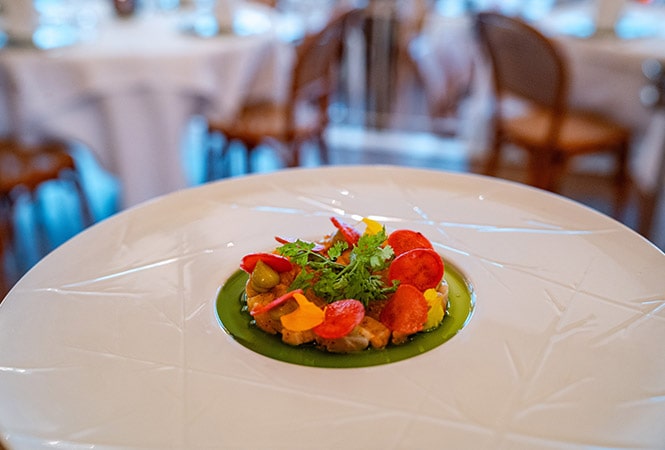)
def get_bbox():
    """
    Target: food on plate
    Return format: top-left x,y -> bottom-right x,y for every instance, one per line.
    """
238,217 -> 449,353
